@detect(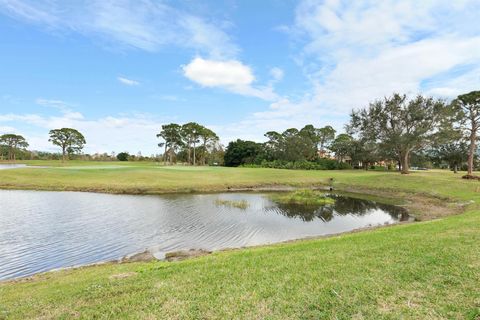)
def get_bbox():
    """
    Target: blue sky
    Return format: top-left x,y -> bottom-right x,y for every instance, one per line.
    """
1,0 -> 479,155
